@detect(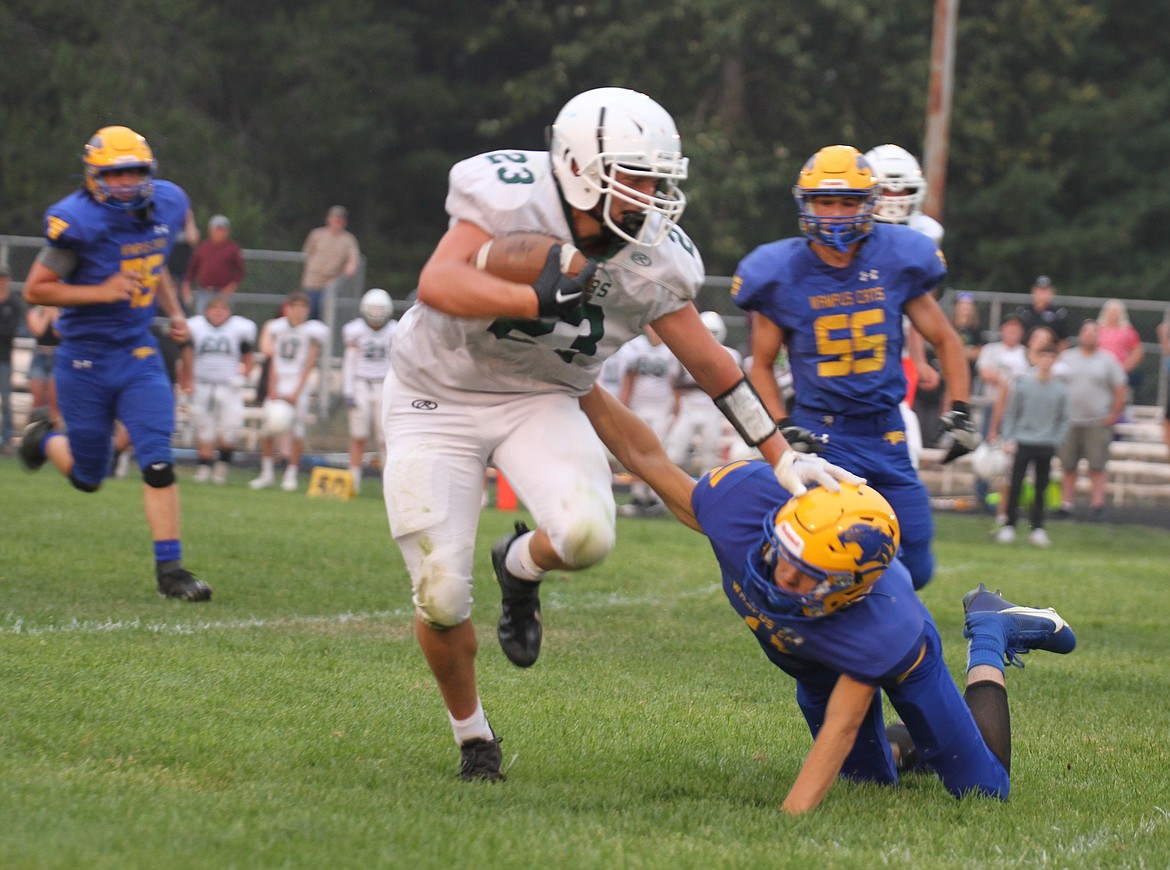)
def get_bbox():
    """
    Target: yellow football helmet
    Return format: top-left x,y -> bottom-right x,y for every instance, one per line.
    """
793,144 -> 878,251
761,483 -> 899,617
83,126 -> 156,210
